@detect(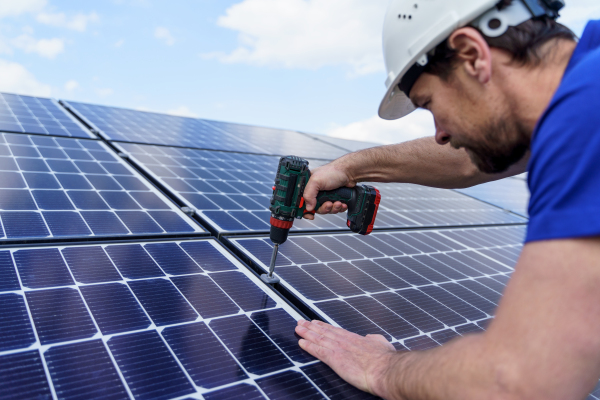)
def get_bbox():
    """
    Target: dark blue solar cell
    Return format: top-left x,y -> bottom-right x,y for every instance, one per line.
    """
9,145 -> 39,157
420,285 -> 487,321
345,296 -> 419,340
162,322 -> 248,389
55,138 -> 82,149
229,211 -> 270,229
26,288 -> 97,344
105,244 -> 164,279
302,362 -> 377,400
0,251 -> 19,292
64,148 -> 93,160
74,160 -> 106,174
397,289 -> 466,327
373,292 -> 444,333
203,384 -> 266,400
455,323 -> 484,335
79,141 -> 104,150
14,248 -> 73,288
211,271 -> 277,311
86,175 -> 122,190
458,280 -> 503,305
80,283 -> 151,334
171,274 -> 239,318
404,335 -> 440,351
0,171 -> 26,188
99,191 -> 140,209
81,211 -> 129,235
108,330 -> 195,400
67,191 -> 109,209
22,173 -> 60,189
180,241 -> 237,271
0,350 -> 52,400
373,258 -> 432,286
1,212 -> 48,238
15,158 -> 48,172
144,243 -> 202,275
129,191 -> 169,209
276,266 -> 336,301
62,246 -> 121,283
180,193 -> 219,209
161,178 -> 195,192
431,329 -> 460,344
0,293 -> 35,351
328,261 -> 388,293
45,339 -> 129,400
37,147 -> 67,159
128,278 -> 197,326
257,370 -> 324,400
89,151 -> 116,162
0,189 -> 37,210
316,300 -> 390,339
116,211 -> 164,233
251,309 -> 315,363
236,239 -> 292,266
101,162 -> 131,175
43,211 -> 92,236
0,122 -> 23,132
30,136 -> 56,146
113,175 -> 149,190
204,194 -> 244,210
32,190 -> 74,210
204,211 -> 249,230
55,173 -> 92,189
302,264 -> 363,297
149,211 -> 196,232
209,314 -> 293,375
0,156 -> 18,170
